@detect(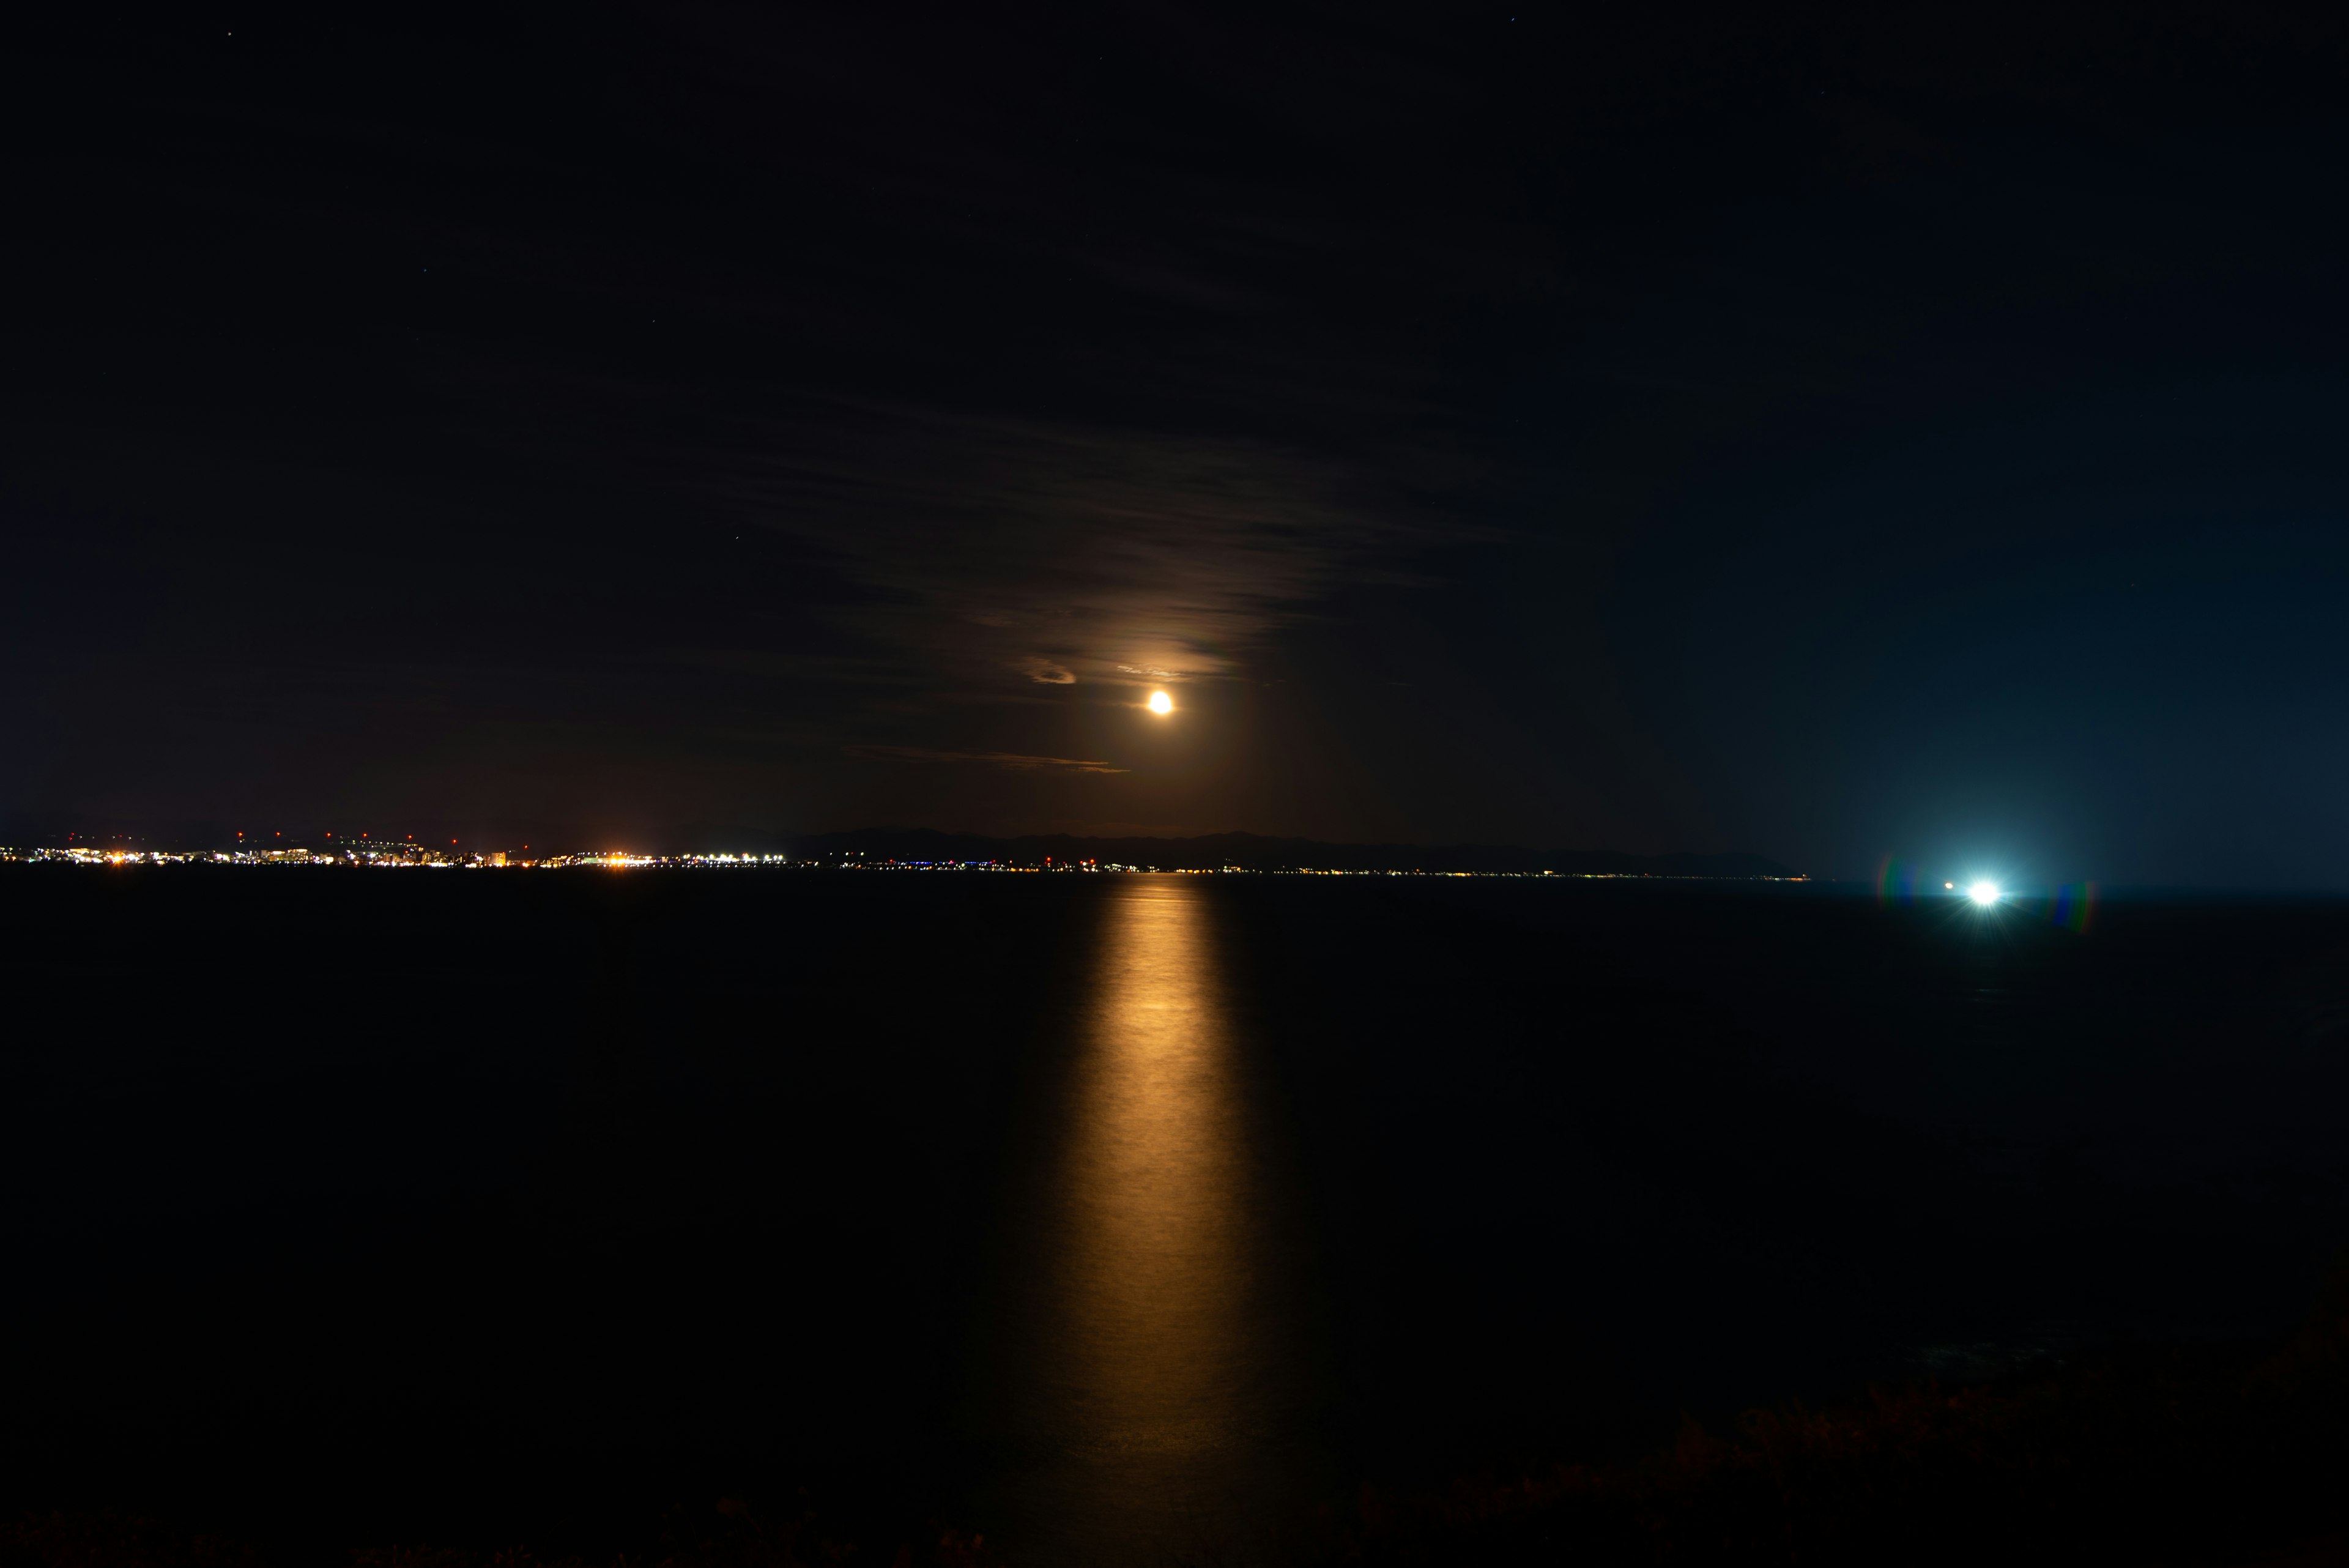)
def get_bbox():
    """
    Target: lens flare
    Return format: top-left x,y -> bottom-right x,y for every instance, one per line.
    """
1967,880 -> 2002,907
2047,881 -> 2098,934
